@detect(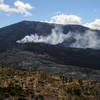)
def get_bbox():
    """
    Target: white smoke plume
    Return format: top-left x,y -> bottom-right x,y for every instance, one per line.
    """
16,26 -> 72,45
70,30 -> 100,49
16,26 -> 100,49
